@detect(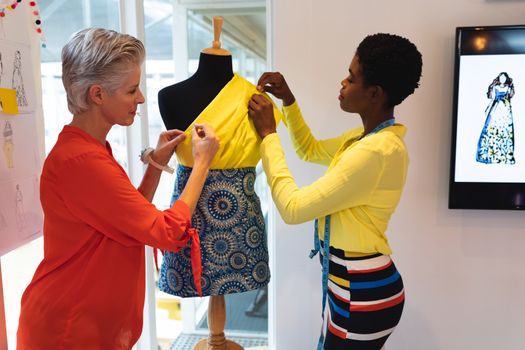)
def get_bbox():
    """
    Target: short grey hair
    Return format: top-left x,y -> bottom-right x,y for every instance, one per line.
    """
61,28 -> 145,115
